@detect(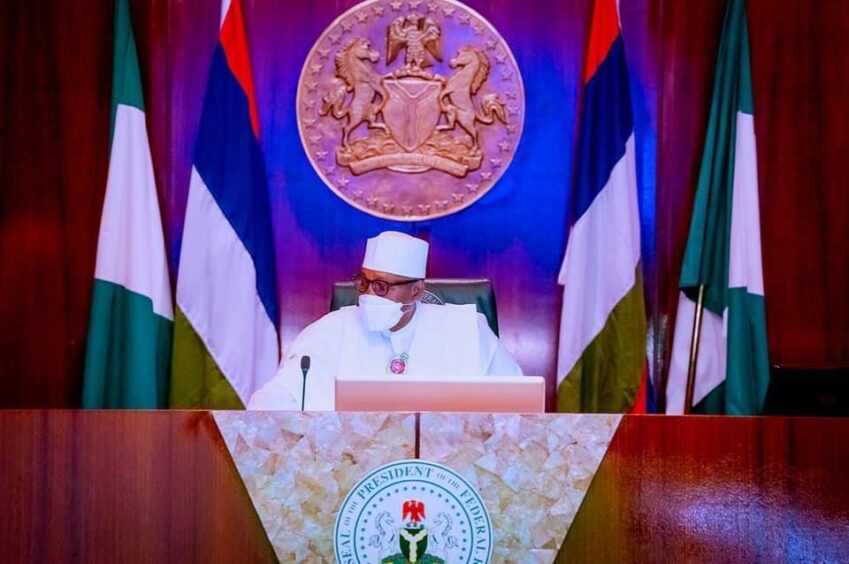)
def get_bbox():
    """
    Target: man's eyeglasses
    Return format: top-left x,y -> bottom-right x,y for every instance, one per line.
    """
352,274 -> 419,297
